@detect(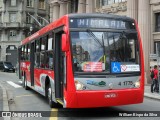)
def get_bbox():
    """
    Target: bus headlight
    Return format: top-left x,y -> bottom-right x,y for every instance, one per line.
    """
75,80 -> 86,90
134,81 -> 140,88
